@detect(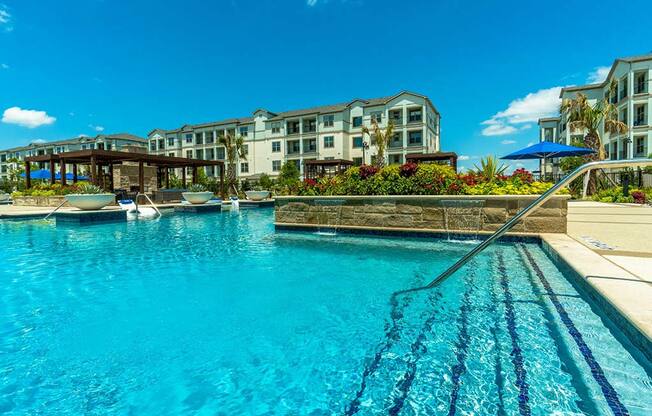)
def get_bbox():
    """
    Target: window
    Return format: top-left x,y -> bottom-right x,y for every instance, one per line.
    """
240,163 -> 249,173
352,136 -> 363,148
353,157 -> 363,166
186,150 -> 193,159
544,128 -> 553,141
195,133 -> 203,145
635,105 -> 646,126
287,121 -> 300,134
0,154 -> 6,162
167,137 -> 175,146
158,139 -> 165,149
271,122 -> 281,134
168,152 -> 175,157
370,111 -> 383,123
323,114 -> 334,127
242,144 -> 249,155
205,131 -> 214,144
272,141 -> 281,152
323,136 -> 334,148
352,116 -> 362,127
206,148 -> 215,159
185,134 -> 193,144
196,149 -> 204,160
620,77 -> 628,100
389,132 -> 403,148
635,72 -> 647,94
635,136 -> 646,156
408,131 -> 422,145
303,118 -> 316,133
389,110 -> 402,124
324,156 -> 334,160
287,140 -> 300,154
408,108 -> 422,122
150,141 -> 156,151
272,160 -> 281,172
303,138 -> 317,153
239,126 -> 248,137
389,154 -> 403,165
217,147 -> 225,159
